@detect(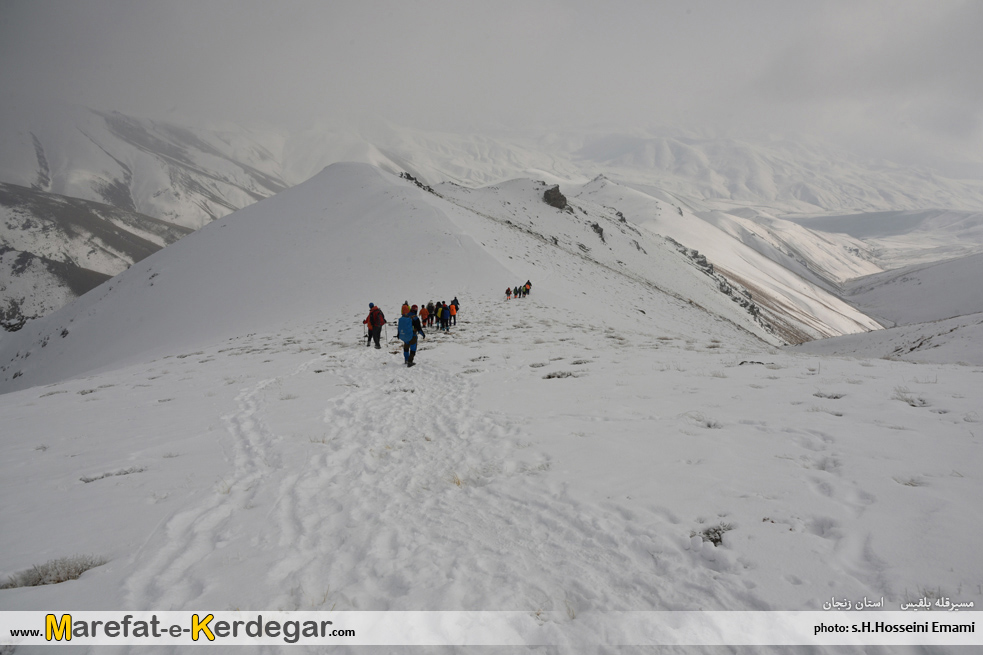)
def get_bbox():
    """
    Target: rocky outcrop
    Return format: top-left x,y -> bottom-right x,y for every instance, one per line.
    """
543,185 -> 568,210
